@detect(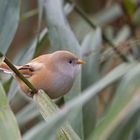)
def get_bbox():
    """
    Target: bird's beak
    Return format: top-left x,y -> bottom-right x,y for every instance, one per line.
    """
76,59 -> 85,64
